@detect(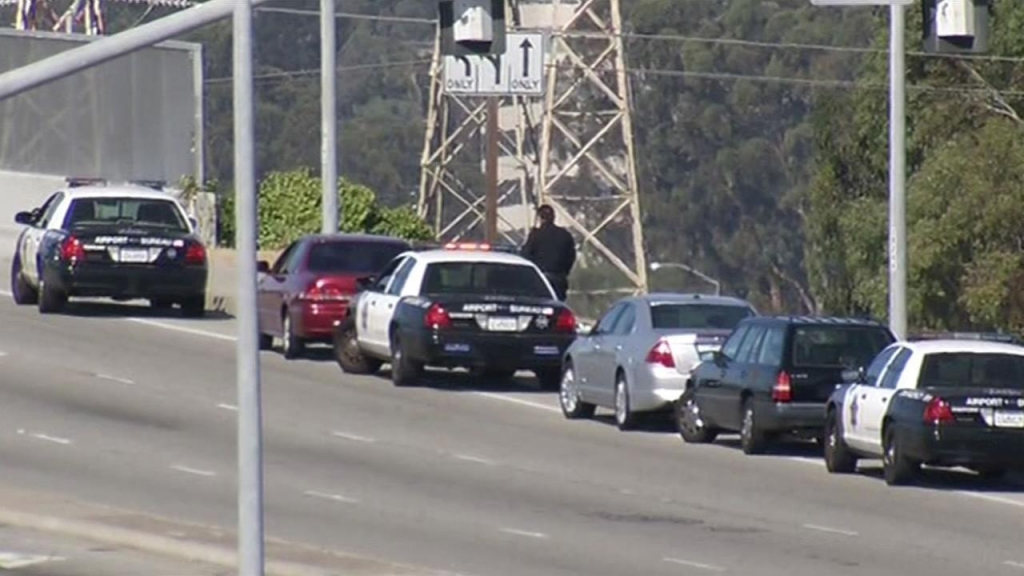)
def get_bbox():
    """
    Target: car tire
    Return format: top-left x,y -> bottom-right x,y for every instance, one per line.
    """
559,364 -> 595,420
181,295 -> 205,318
390,334 -> 421,387
258,332 -> 274,351
37,279 -> 66,314
281,311 -> 304,360
534,368 -> 561,391
676,390 -> 718,444
882,427 -> 918,486
824,409 -> 857,474
614,375 -> 637,431
739,399 -> 767,455
10,256 -> 38,305
333,318 -> 381,375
